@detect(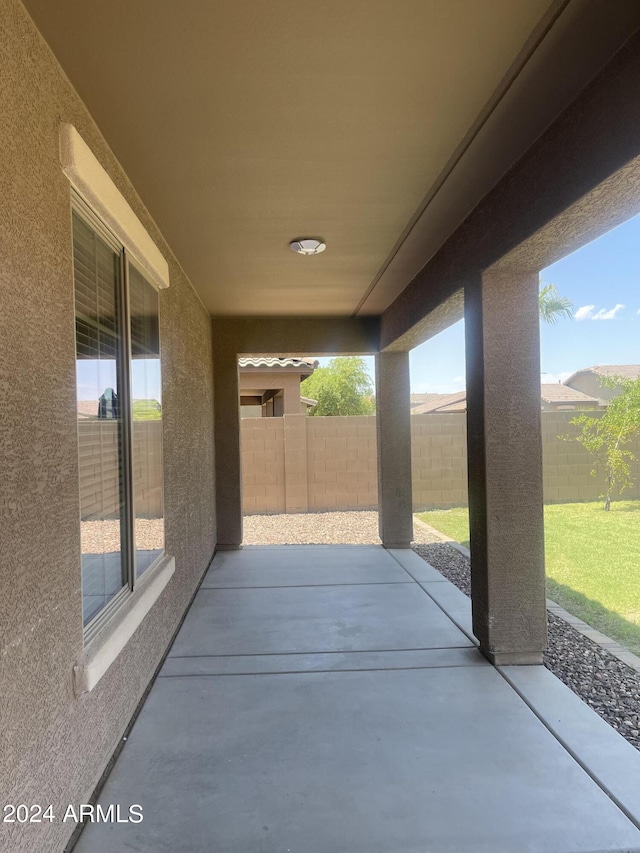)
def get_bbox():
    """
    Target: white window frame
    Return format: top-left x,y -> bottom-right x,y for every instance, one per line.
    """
73,192 -> 168,643
63,126 -> 174,692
